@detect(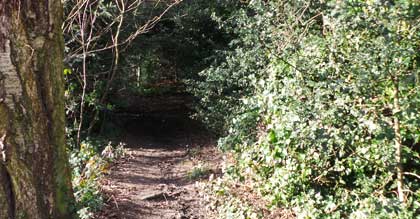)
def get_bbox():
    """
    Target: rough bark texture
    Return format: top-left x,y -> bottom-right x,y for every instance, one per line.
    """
0,1 -> 77,219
